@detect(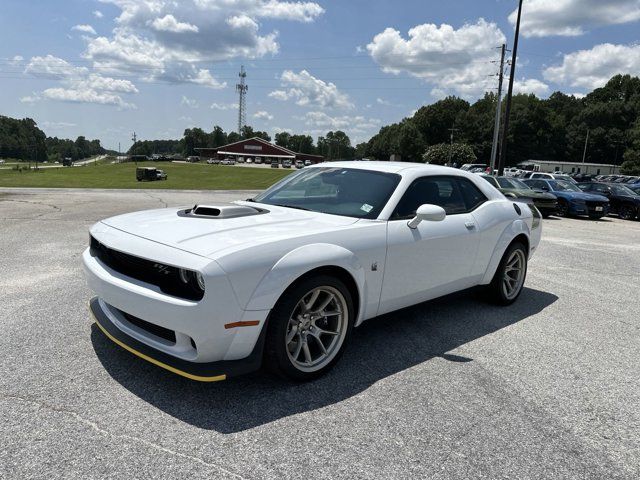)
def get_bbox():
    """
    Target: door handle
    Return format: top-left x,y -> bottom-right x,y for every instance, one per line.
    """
465,222 -> 476,230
